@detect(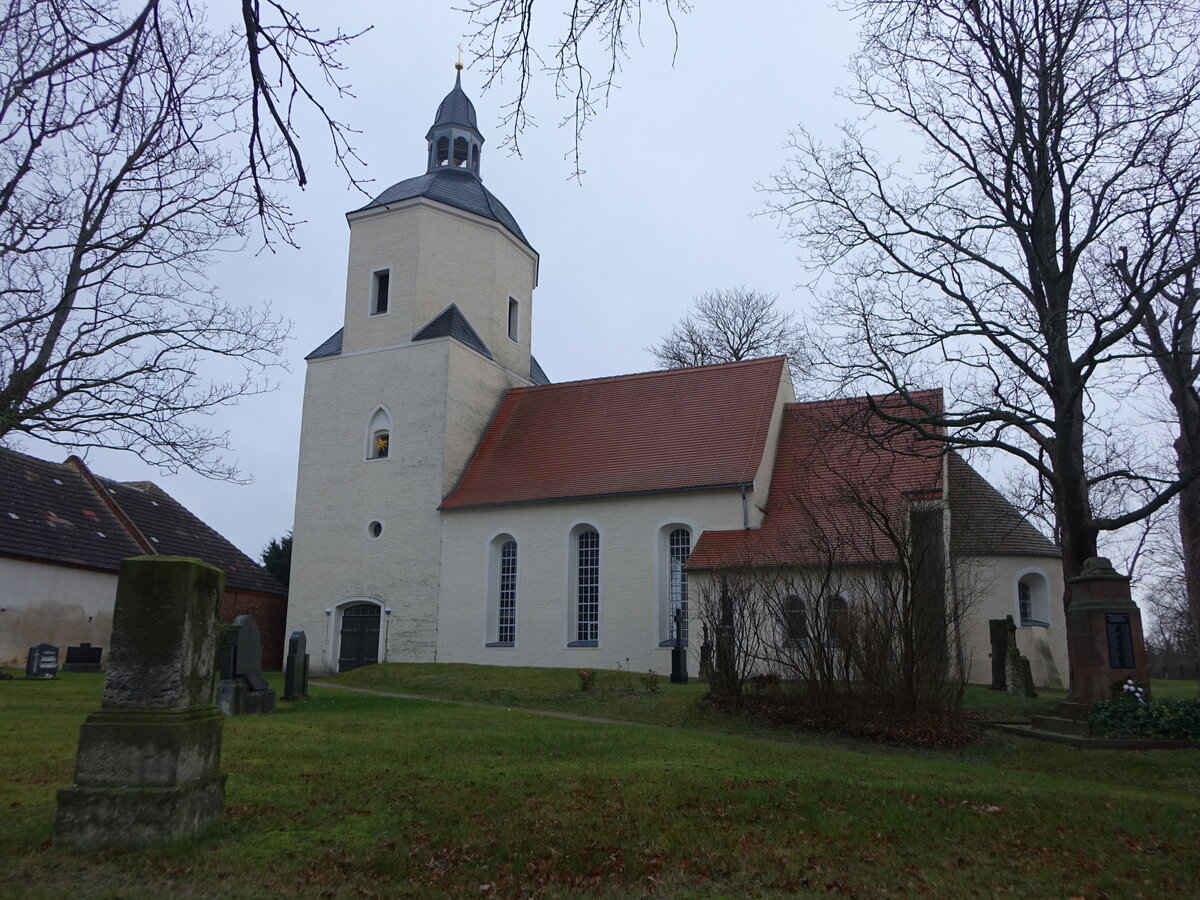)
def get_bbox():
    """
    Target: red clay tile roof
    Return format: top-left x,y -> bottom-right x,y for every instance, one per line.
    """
689,391 -> 946,569
441,356 -> 787,509
0,447 -> 285,596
